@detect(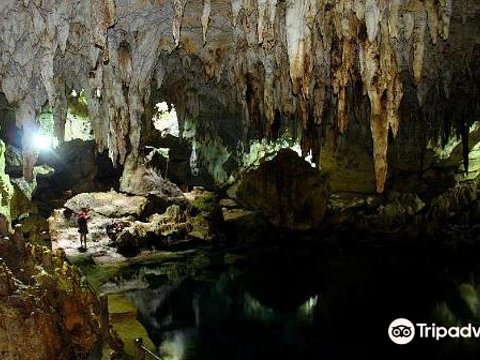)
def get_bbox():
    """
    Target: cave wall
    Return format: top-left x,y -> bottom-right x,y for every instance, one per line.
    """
0,0 -> 479,192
